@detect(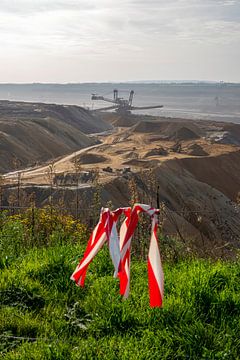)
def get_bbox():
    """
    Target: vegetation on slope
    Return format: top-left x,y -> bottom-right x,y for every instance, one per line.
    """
0,209 -> 240,359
